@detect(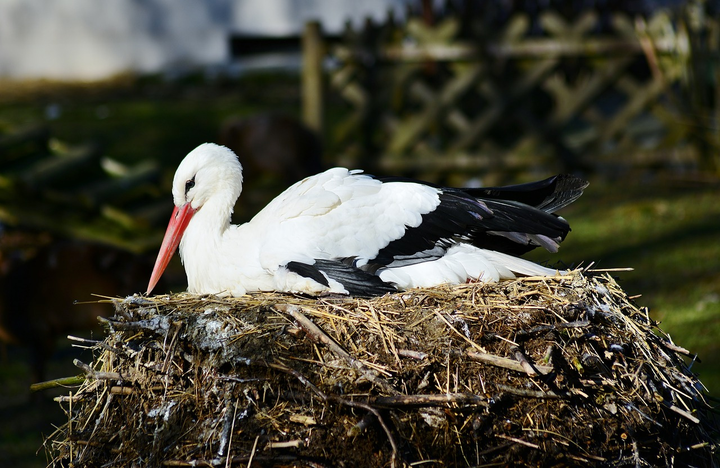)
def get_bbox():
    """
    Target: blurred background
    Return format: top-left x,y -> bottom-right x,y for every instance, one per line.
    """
0,0 -> 719,466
